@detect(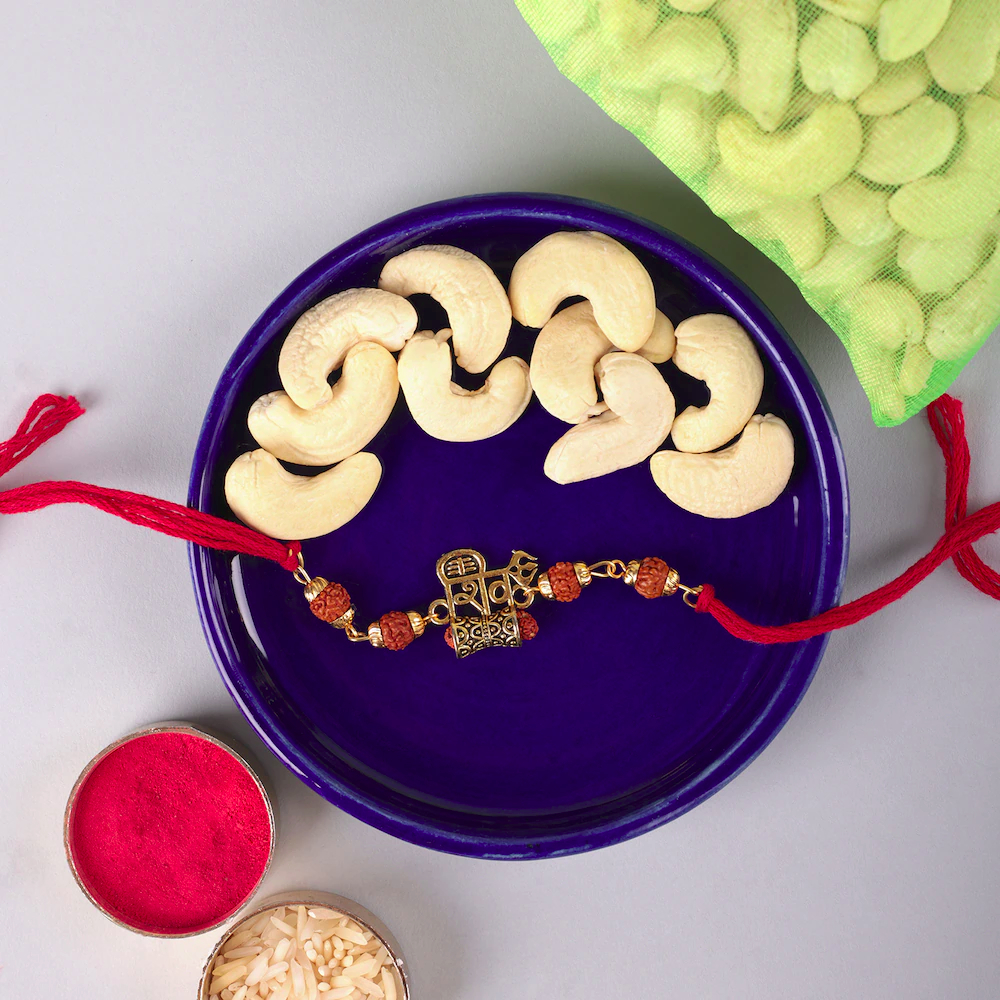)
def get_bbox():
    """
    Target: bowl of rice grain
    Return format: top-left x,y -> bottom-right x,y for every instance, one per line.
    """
200,891 -> 409,1000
